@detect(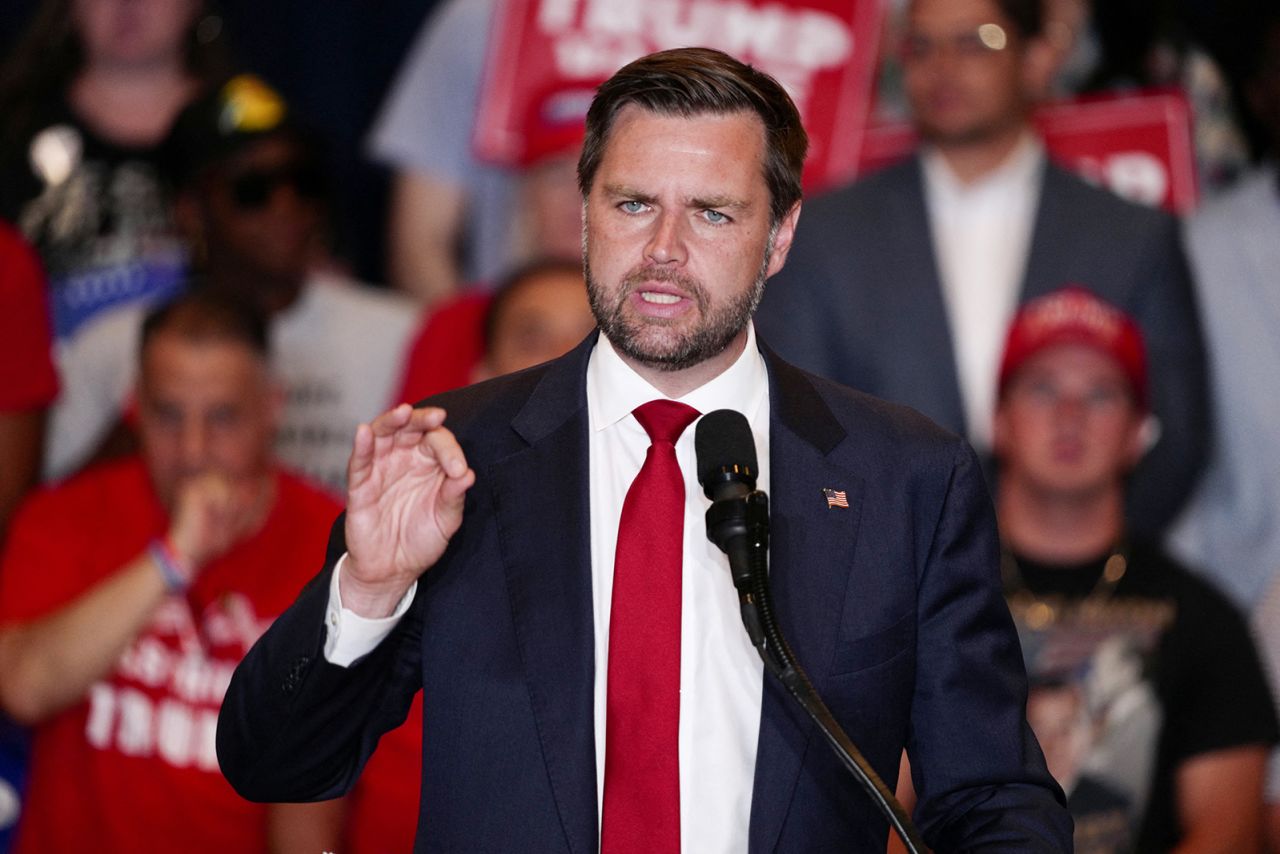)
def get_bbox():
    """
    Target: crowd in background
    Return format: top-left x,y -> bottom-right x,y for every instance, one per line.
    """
0,0 -> 1278,851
